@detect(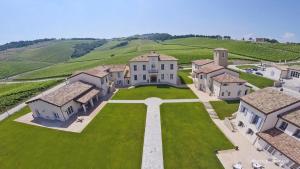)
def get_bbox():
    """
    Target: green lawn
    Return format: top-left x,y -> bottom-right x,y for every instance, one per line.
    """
238,71 -> 274,88
0,80 -> 61,114
112,85 -> 197,100
0,104 -> 146,169
161,103 -> 234,169
236,65 -> 258,70
178,69 -> 193,84
210,100 -> 240,120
